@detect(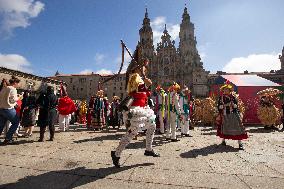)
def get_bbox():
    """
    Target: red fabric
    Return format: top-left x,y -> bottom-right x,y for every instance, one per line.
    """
58,96 -> 76,115
16,100 -> 22,116
129,84 -> 151,107
130,92 -> 148,107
